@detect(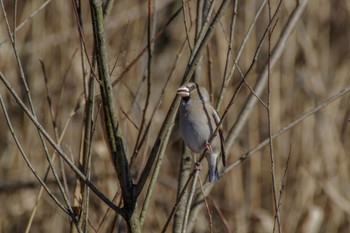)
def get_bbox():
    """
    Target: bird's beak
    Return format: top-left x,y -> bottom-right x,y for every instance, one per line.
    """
177,86 -> 190,97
